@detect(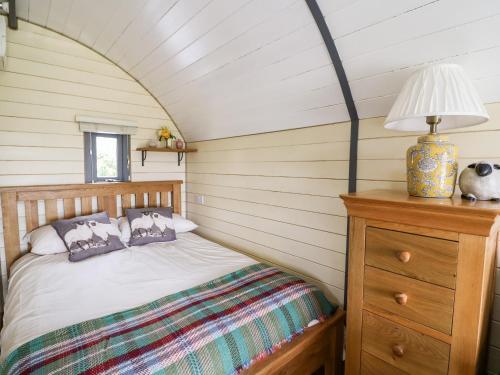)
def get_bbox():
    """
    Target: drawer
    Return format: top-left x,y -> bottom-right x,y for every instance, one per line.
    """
364,266 -> 454,334
362,311 -> 450,375
361,351 -> 408,375
365,227 -> 458,289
